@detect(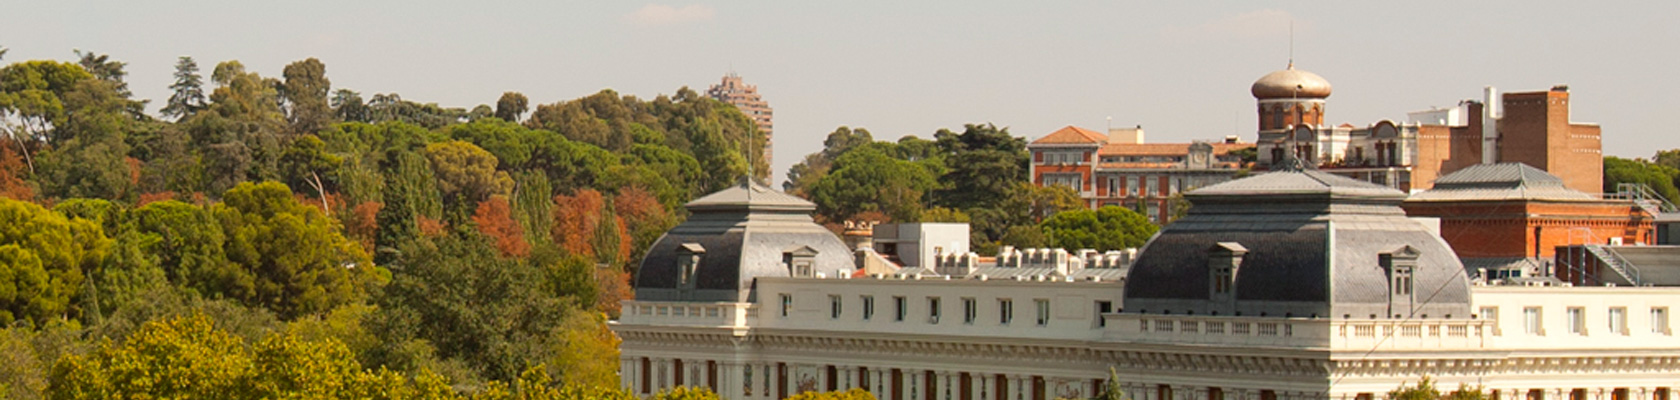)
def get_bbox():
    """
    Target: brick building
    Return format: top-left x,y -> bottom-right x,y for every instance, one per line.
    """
707,73 -> 774,166
1402,163 -> 1652,281
1249,64 -> 1602,194
1027,126 -> 1252,222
